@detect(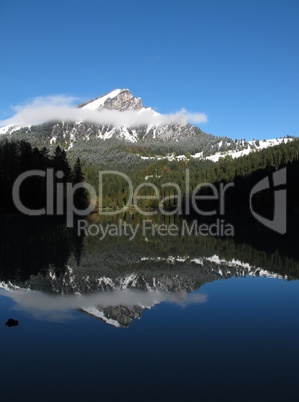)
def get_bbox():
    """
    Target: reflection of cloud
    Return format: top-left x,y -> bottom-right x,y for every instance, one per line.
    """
0,287 -> 207,323
0,95 -> 208,128
177,292 -> 208,307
